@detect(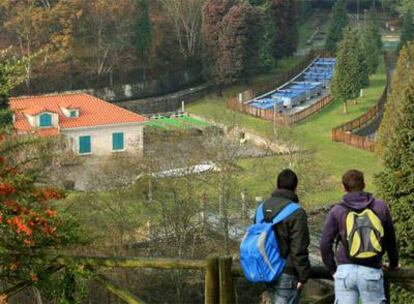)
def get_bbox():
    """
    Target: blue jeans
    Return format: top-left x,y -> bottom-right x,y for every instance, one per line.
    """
271,273 -> 300,304
334,264 -> 386,304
